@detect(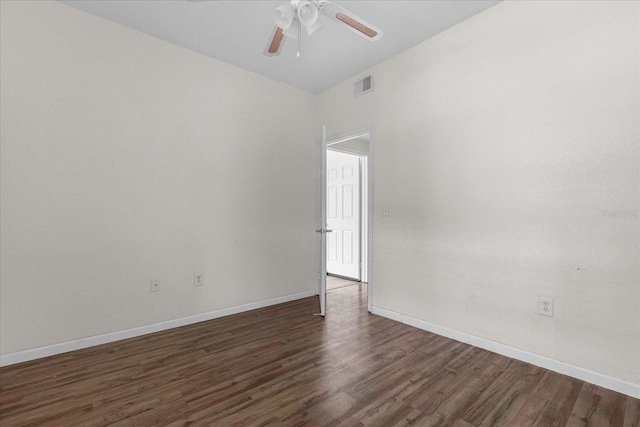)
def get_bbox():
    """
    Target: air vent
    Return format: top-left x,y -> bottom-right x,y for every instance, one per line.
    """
354,74 -> 373,97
